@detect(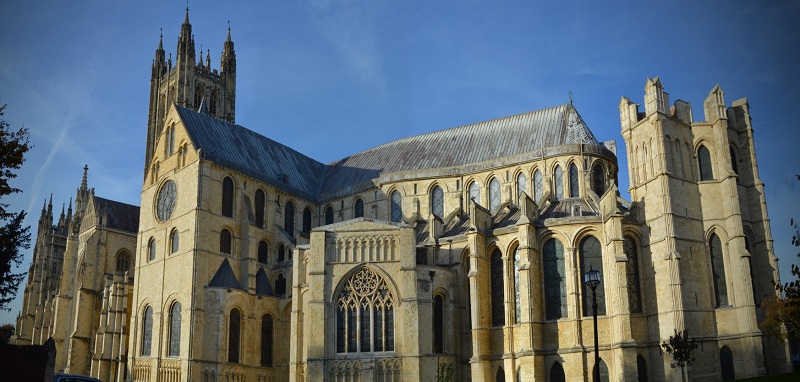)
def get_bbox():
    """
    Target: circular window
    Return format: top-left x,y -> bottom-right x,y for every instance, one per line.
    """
156,180 -> 177,222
